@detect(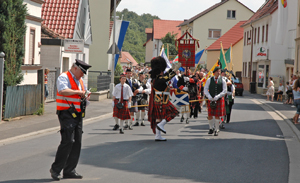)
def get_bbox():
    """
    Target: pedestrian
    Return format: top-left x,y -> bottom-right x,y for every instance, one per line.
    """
50,59 -> 91,181
112,73 -> 133,133
292,78 -> 300,124
274,82 -> 284,100
266,77 -> 274,101
134,71 -> 151,126
44,68 -> 50,102
148,56 -> 181,141
204,67 -> 227,136
225,76 -> 235,123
